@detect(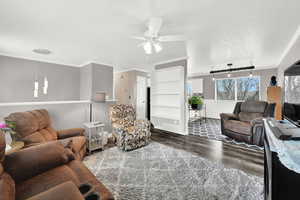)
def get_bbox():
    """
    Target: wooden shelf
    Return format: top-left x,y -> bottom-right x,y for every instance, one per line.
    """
152,93 -> 180,95
154,80 -> 180,84
152,105 -> 180,109
151,114 -> 180,121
